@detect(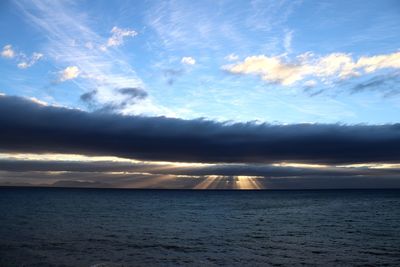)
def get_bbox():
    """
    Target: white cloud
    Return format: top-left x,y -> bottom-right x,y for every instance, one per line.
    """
225,54 -> 239,61
102,26 -> 137,50
59,66 -> 80,81
181,56 -> 196,65
357,53 -> 400,73
17,52 -> 44,69
1,44 -> 43,68
1,45 -> 15,58
225,55 -> 306,85
17,62 -> 29,69
224,51 -> 400,86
